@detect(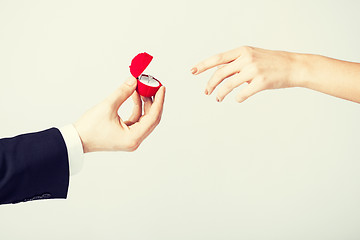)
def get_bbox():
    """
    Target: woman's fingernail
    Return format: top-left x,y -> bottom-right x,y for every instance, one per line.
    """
191,67 -> 198,75
125,77 -> 136,86
205,89 -> 208,95
216,97 -> 221,102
